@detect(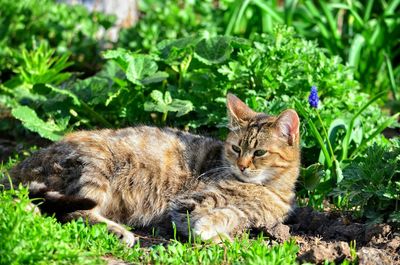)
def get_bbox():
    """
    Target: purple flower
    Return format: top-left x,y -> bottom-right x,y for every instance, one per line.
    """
308,85 -> 319,108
